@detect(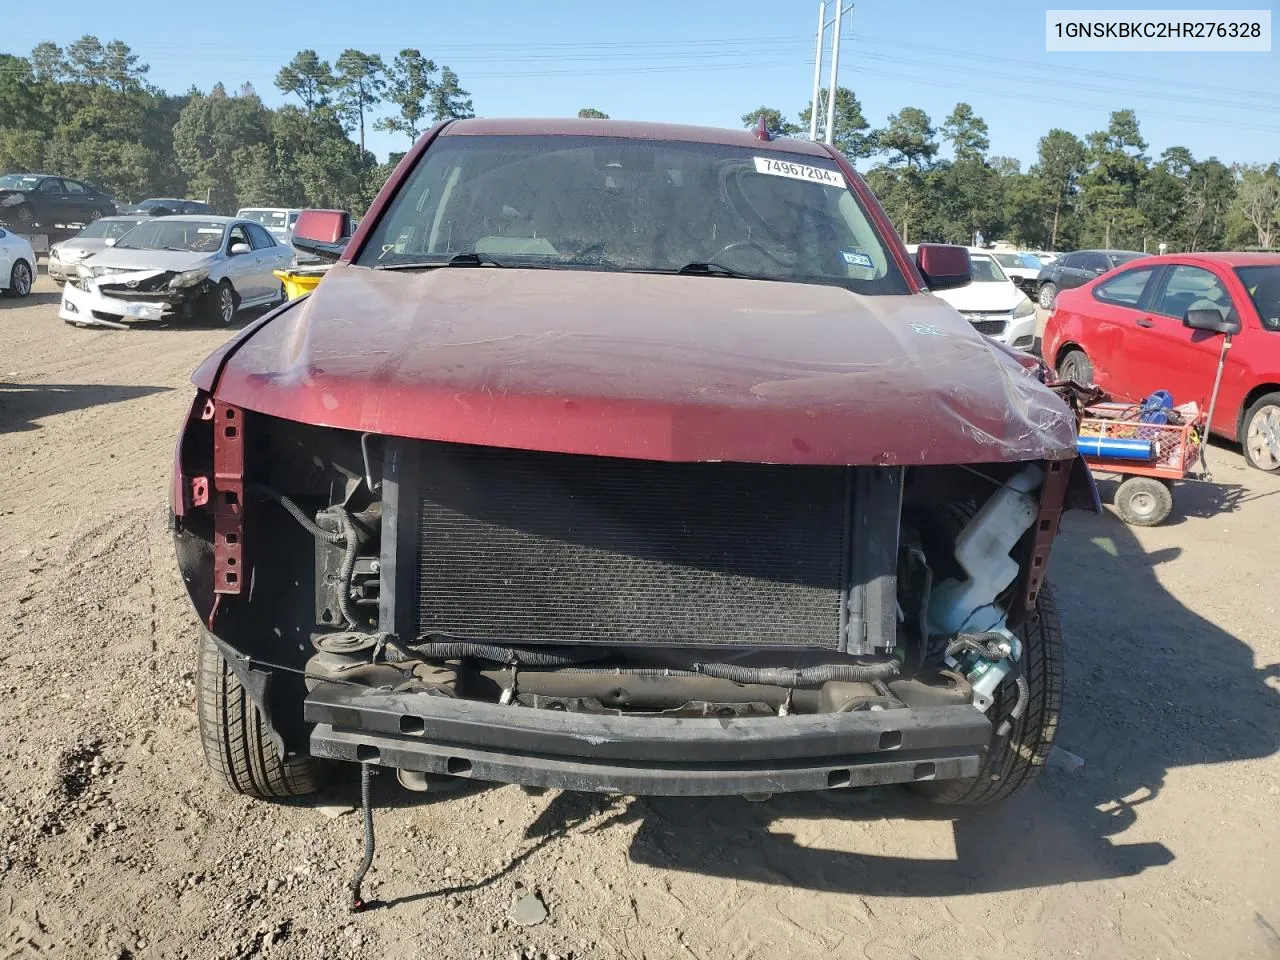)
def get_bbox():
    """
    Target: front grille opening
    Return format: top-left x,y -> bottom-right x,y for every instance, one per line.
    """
414,443 -> 858,648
